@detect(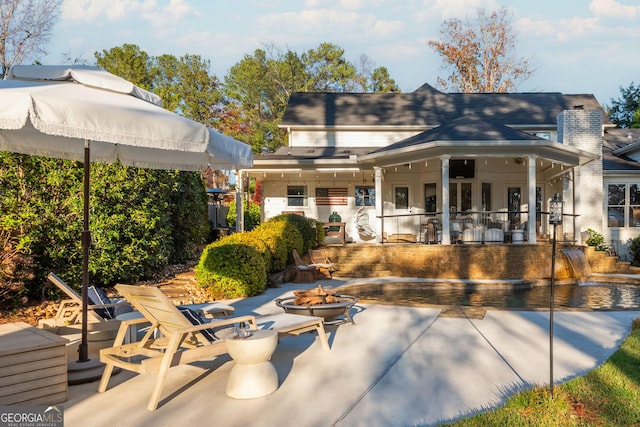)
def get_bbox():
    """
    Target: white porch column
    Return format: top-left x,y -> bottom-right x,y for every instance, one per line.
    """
441,156 -> 451,245
234,169 -> 244,232
573,167 -> 582,243
527,155 -> 537,244
374,166 -> 384,243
